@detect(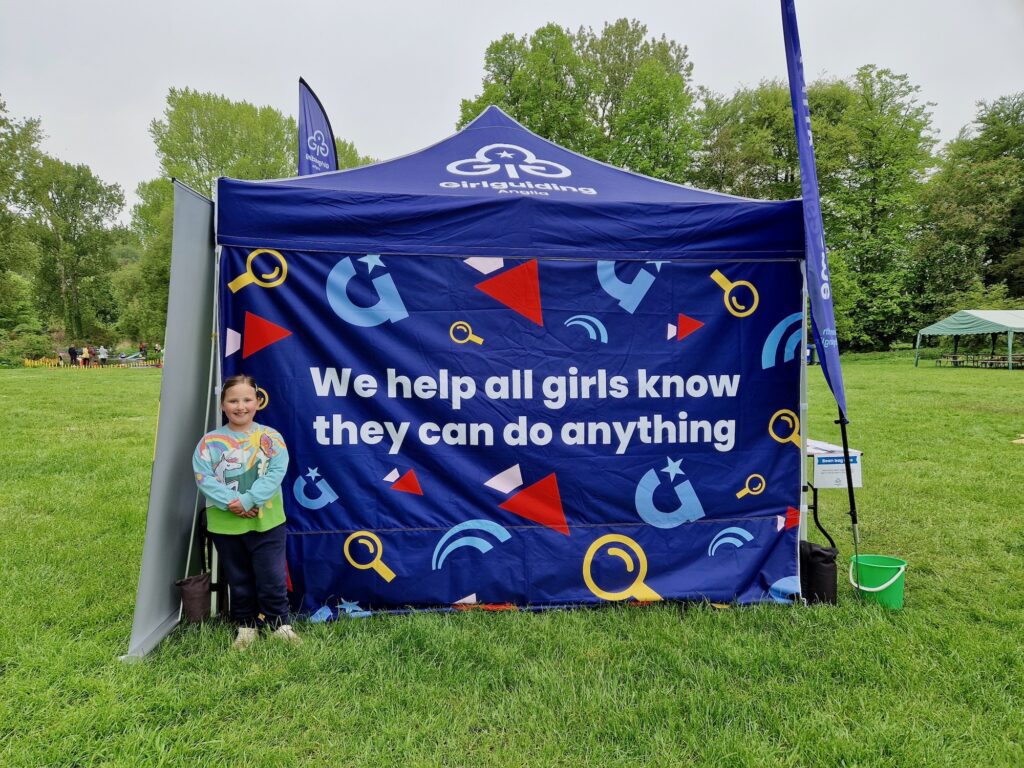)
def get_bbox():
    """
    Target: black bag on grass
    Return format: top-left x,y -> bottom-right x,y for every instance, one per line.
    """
800,540 -> 838,605
176,510 -> 213,623
176,571 -> 211,623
